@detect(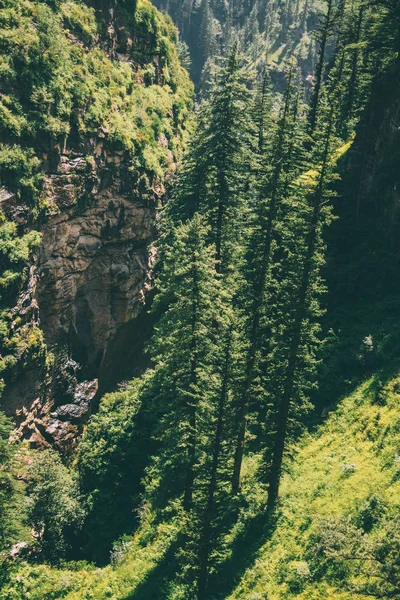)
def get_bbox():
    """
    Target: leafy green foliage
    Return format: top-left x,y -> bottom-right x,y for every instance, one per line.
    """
0,412 -> 23,551
26,449 -> 86,563
0,0 -> 192,192
0,219 -> 41,395
76,381 -> 154,564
